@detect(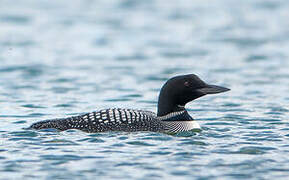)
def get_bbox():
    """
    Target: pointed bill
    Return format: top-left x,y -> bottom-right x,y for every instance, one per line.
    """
197,84 -> 230,94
